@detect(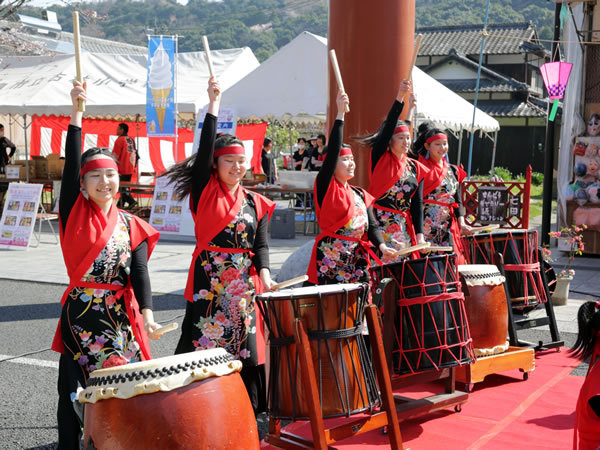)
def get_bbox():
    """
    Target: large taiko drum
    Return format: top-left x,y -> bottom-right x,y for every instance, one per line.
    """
458,264 -> 509,357
78,348 -> 259,450
370,254 -> 475,375
255,283 -> 380,420
462,230 -> 548,310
